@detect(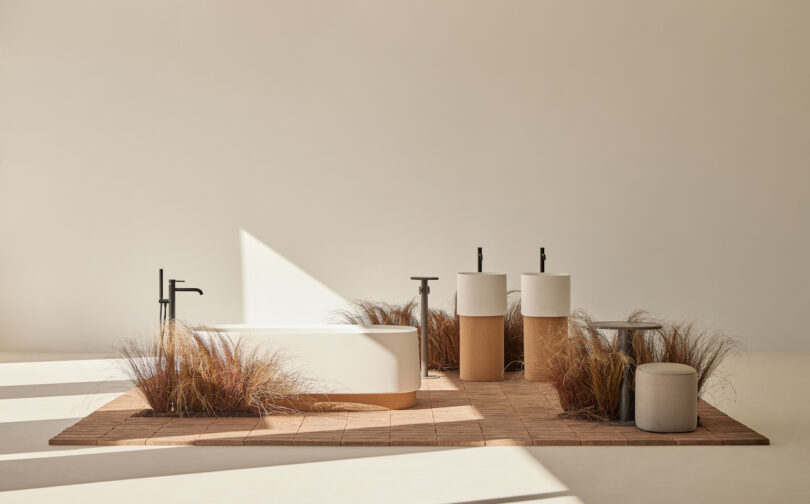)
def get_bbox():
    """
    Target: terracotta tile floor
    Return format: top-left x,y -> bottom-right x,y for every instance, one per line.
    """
49,371 -> 769,447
